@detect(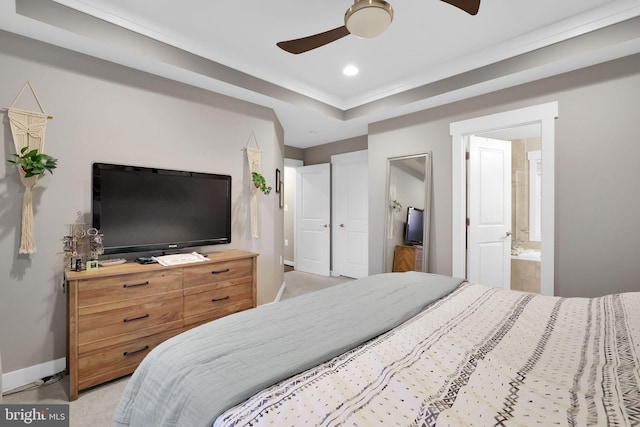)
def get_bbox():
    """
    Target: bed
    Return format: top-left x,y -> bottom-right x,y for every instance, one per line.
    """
112,272 -> 640,427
